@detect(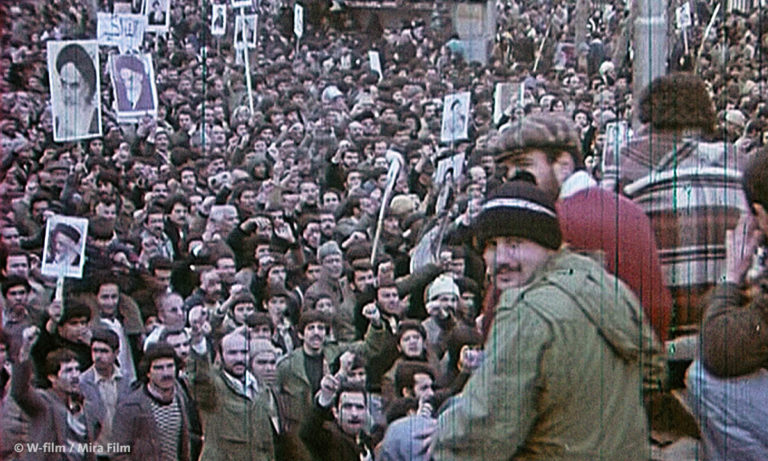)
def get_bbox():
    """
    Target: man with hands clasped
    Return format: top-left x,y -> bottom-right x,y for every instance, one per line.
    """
688,151 -> 768,460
